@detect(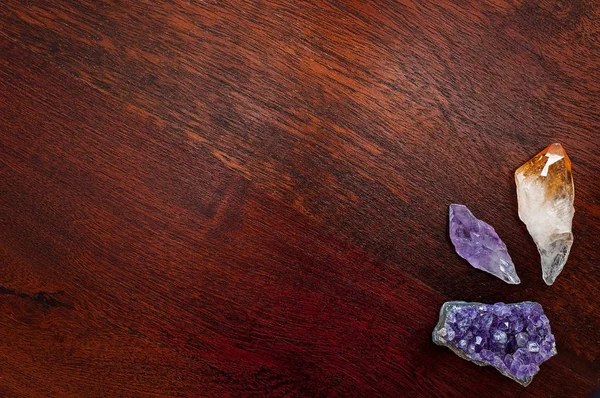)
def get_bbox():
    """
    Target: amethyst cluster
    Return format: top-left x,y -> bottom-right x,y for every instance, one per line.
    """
433,301 -> 557,386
